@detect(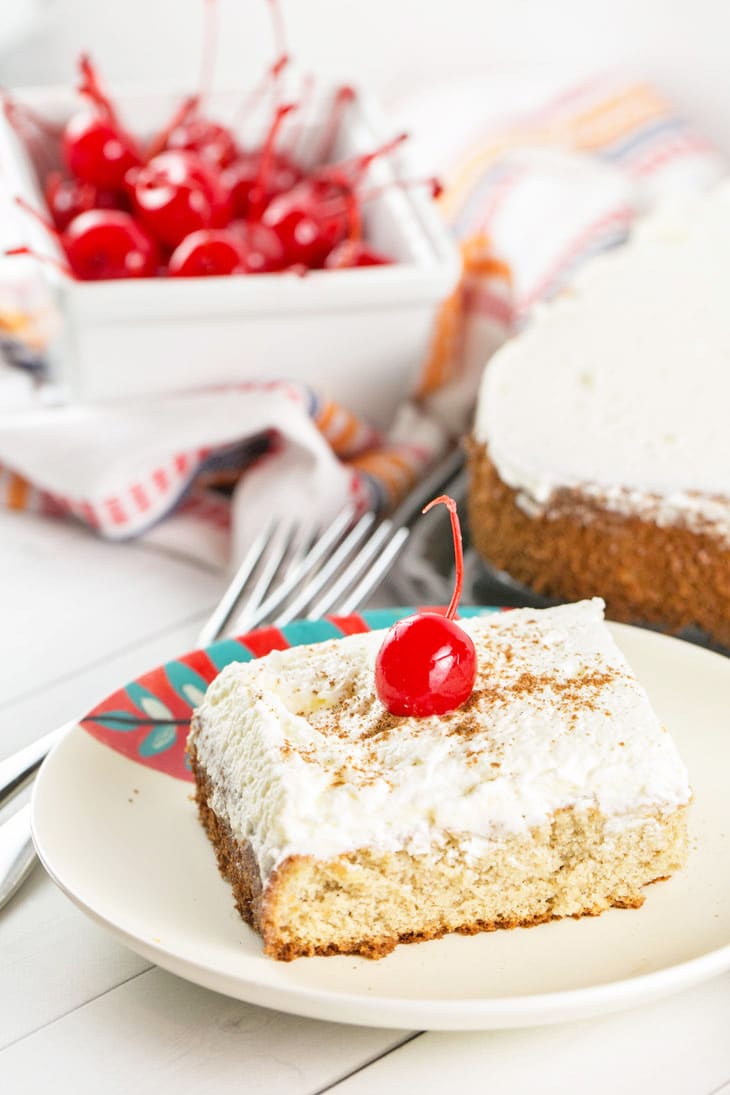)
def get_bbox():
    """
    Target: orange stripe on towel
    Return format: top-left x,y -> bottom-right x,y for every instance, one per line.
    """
417,235 -> 512,395
315,400 -> 338,436
329,411 -> 362,454
349,450 -> 419,506
6,472 -> 30,510
561,84 -> 669,152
